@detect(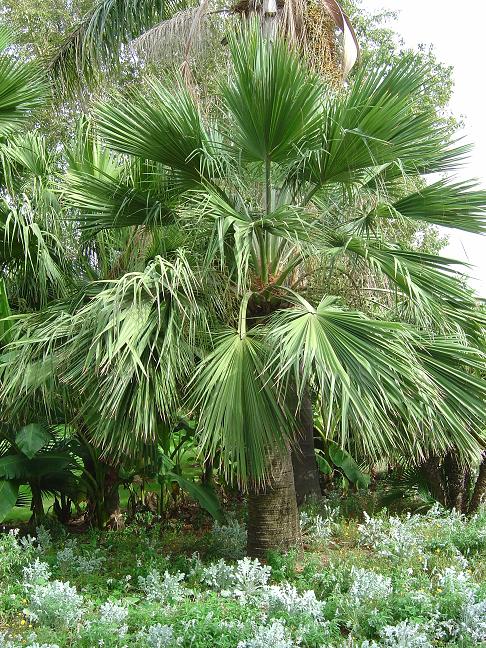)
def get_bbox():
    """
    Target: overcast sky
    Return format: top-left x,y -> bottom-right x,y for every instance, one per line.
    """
361,0 -> 485,297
